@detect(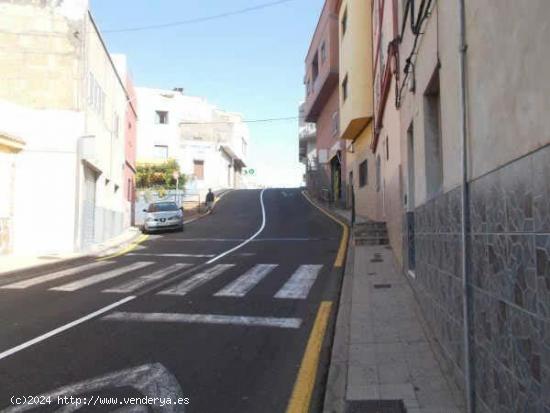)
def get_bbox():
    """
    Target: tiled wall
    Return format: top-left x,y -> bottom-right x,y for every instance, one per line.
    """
403,144 -> 550,413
